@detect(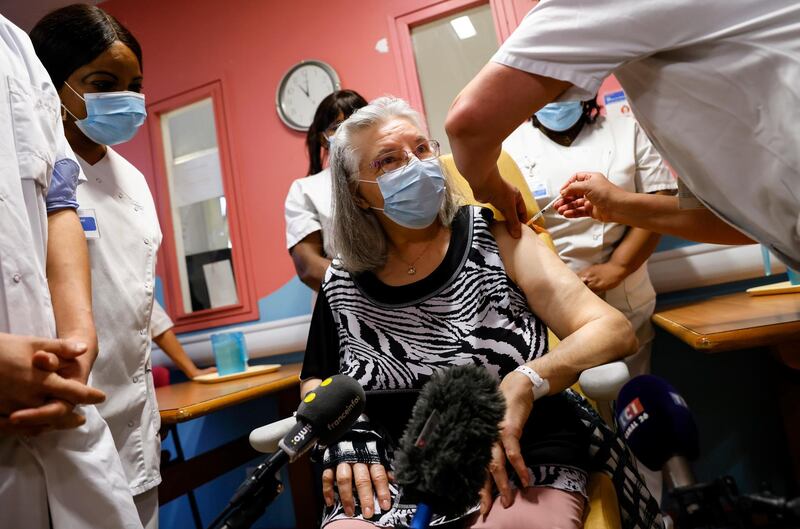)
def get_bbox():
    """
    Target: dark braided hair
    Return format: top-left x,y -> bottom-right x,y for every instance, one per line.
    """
30,4 -> 142,90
